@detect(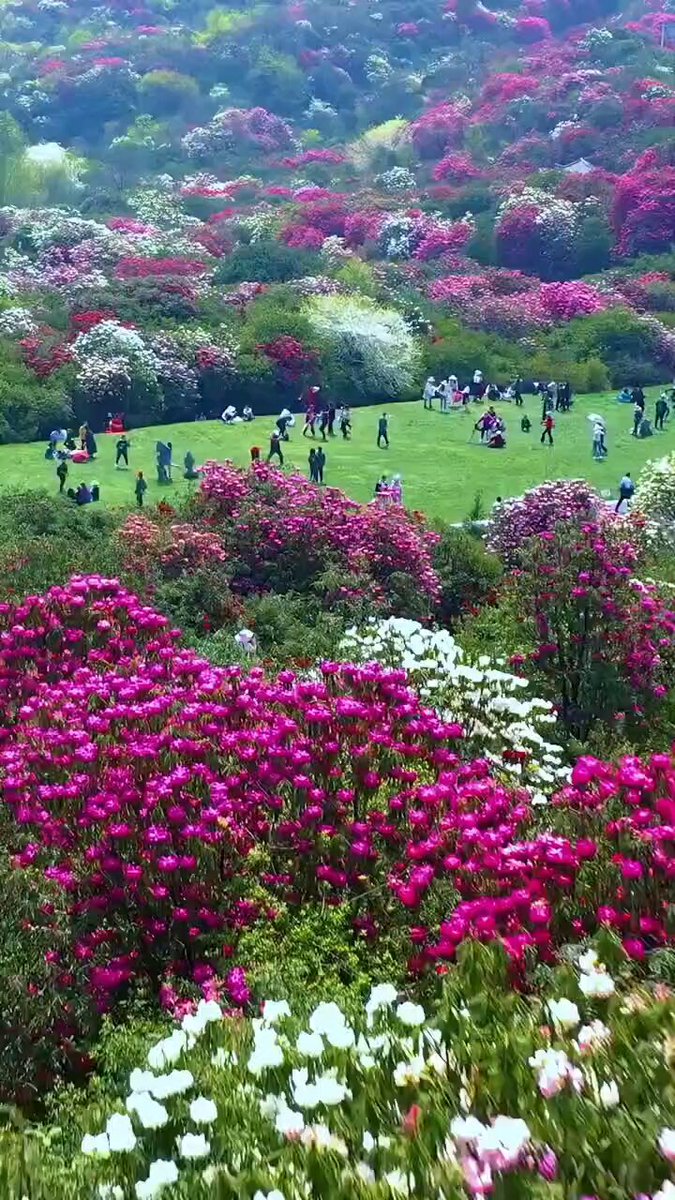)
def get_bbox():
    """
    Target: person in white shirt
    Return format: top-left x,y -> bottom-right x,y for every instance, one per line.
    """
422,376 -> 437,410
